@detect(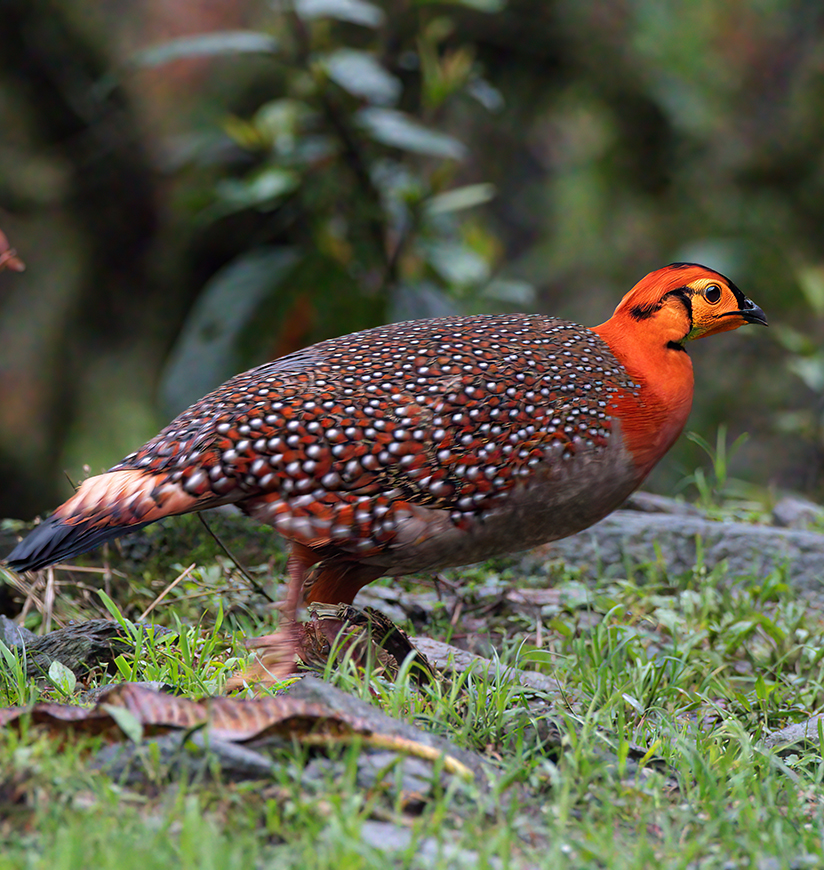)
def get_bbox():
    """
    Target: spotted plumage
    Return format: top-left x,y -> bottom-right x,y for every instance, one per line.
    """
6,264 -> 766,632
108,315 -> 634,565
